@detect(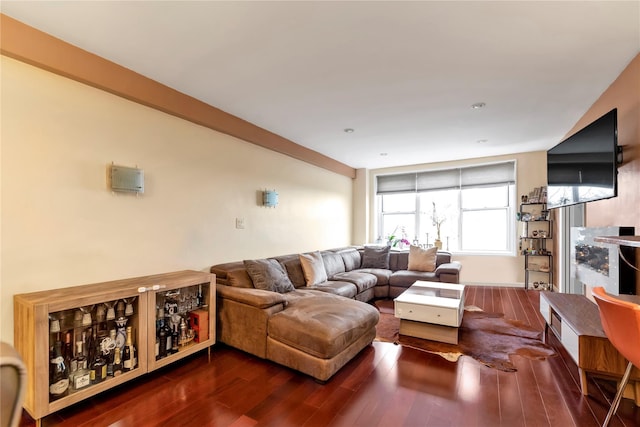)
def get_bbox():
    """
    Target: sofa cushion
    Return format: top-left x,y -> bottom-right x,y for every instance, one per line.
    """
355,268 -> 392,285
309,281 -> 358,299
408,245 -> 438,272
243,259 -> 295,293
361,246 -> 390,269
277,256 -> 307,288
330,271 -> 377,293
389,270 -> 438,287
337,248 -> 362,271
300,251 -> 328,286
268,292 -> 379,359
321,252 -> 347,277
